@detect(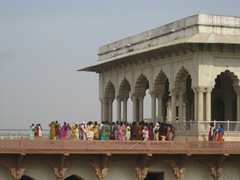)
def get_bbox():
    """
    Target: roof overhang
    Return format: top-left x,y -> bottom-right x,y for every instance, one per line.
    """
79,33 -> 240,73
